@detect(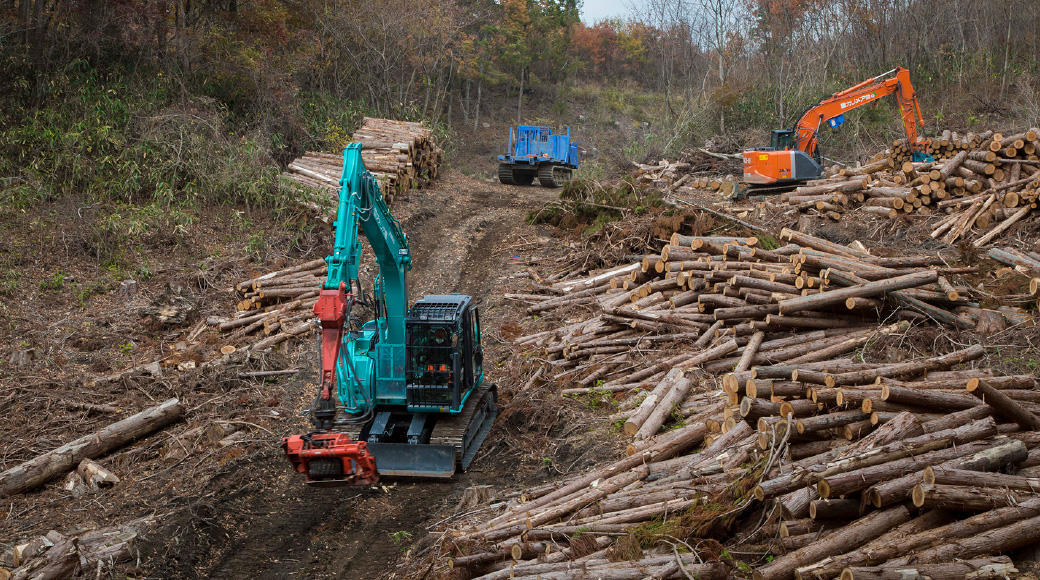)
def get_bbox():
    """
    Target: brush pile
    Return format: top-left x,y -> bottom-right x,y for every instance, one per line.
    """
633,149 -> 742,196
282,117 -> 441,205
443,231 -> 1040,580
775,129 -> 1040,247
